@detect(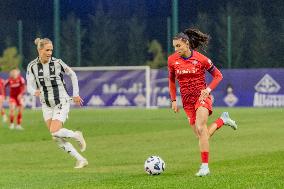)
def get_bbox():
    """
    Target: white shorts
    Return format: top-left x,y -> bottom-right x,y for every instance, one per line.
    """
42,100 -> 70,123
